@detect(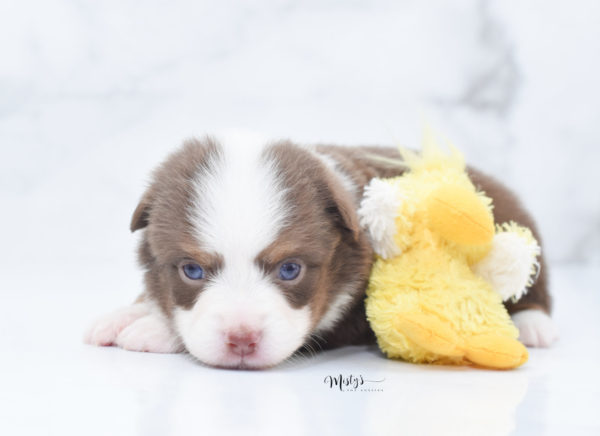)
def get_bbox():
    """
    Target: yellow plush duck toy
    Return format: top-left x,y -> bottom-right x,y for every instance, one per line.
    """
357,135 -> 540,369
